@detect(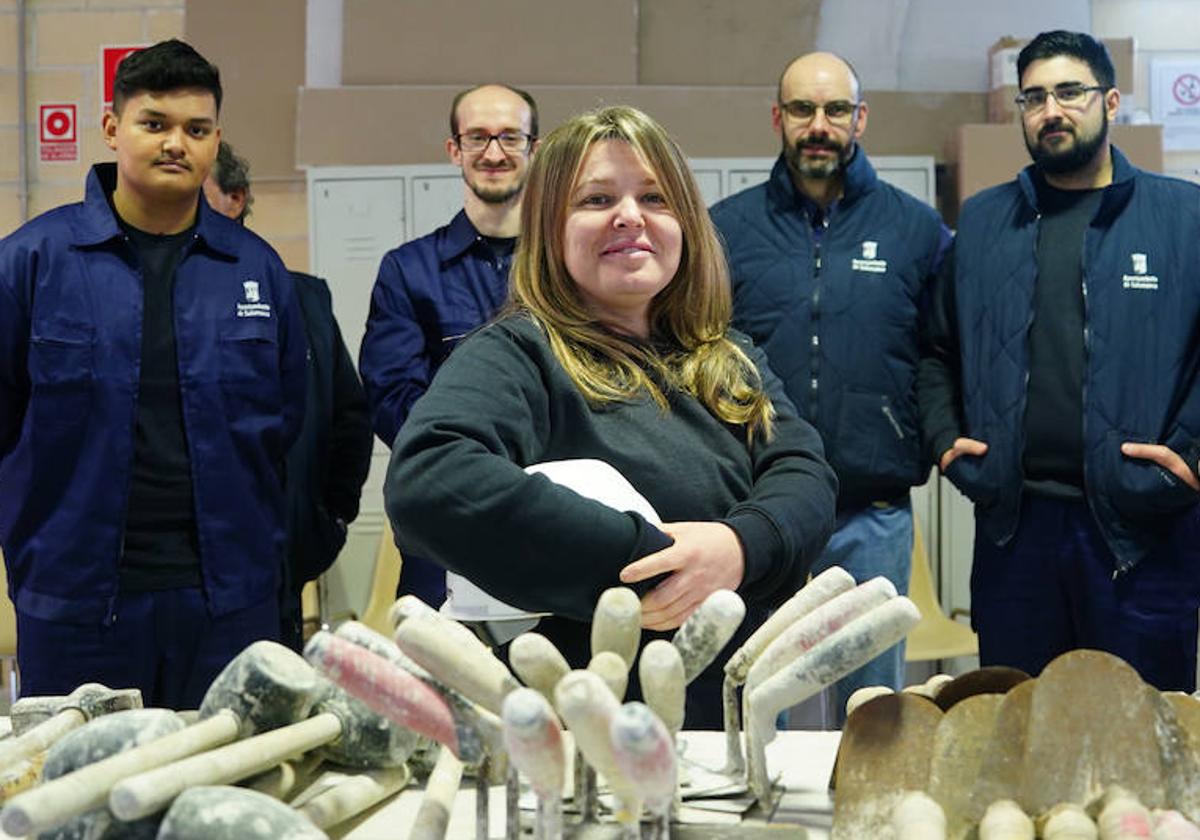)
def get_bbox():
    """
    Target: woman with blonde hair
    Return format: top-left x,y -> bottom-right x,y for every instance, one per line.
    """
386,106 -> 836,726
